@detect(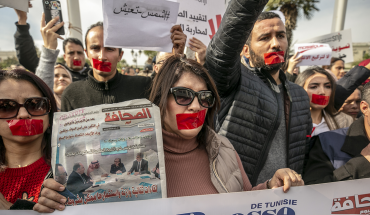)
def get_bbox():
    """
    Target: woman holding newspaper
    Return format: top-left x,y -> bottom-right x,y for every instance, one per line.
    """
34,55 -> 303,213
0,69 -> 58,210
